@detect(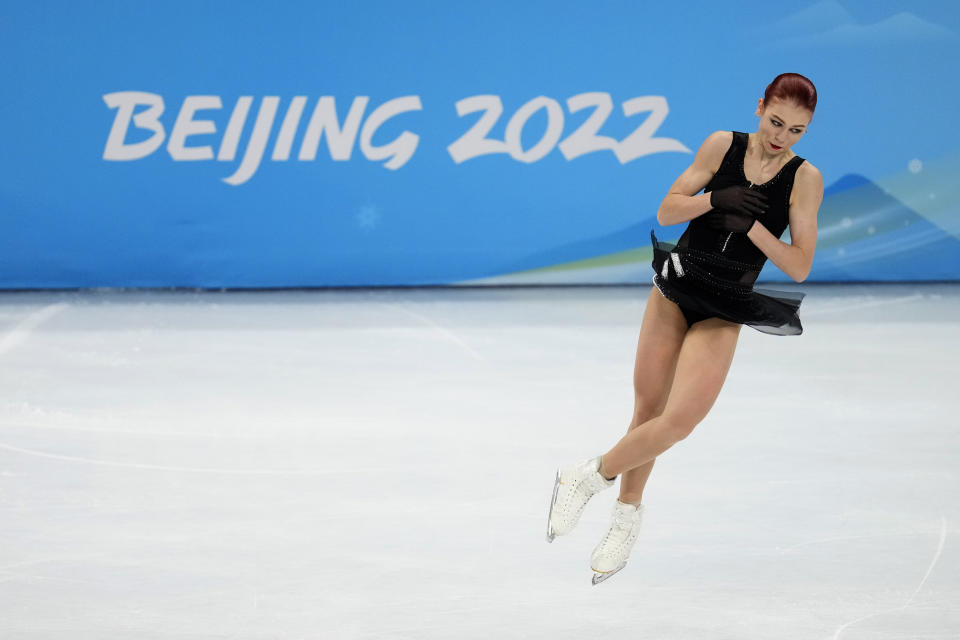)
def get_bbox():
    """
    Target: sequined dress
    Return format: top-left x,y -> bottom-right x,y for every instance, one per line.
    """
651,131 -> 807,336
